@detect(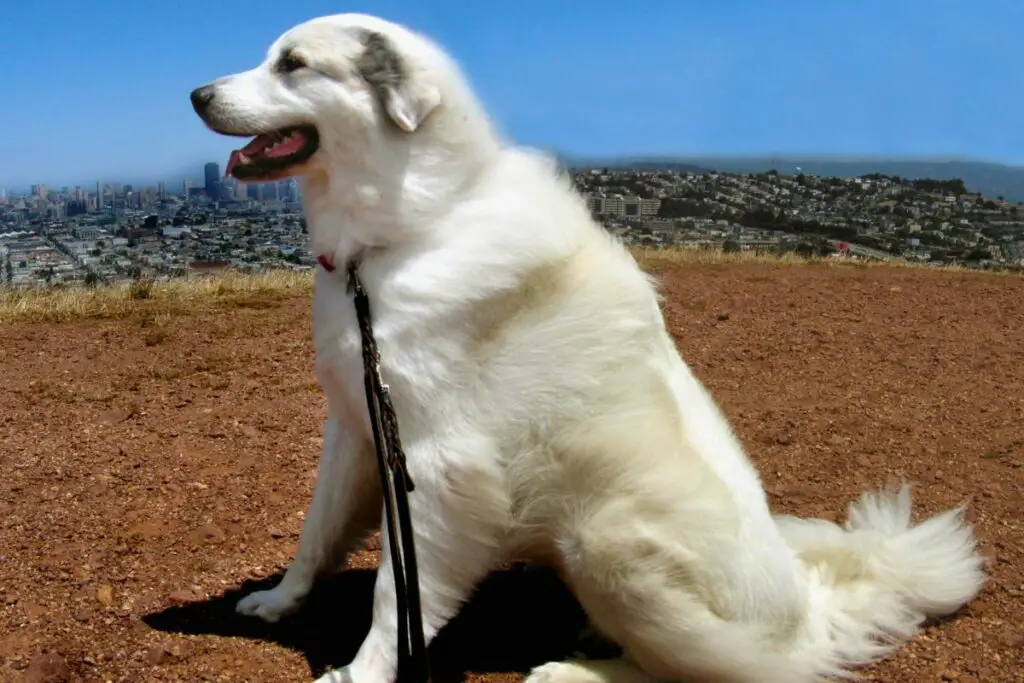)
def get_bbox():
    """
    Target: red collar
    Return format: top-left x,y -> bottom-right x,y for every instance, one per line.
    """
317,254 -> 336,272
